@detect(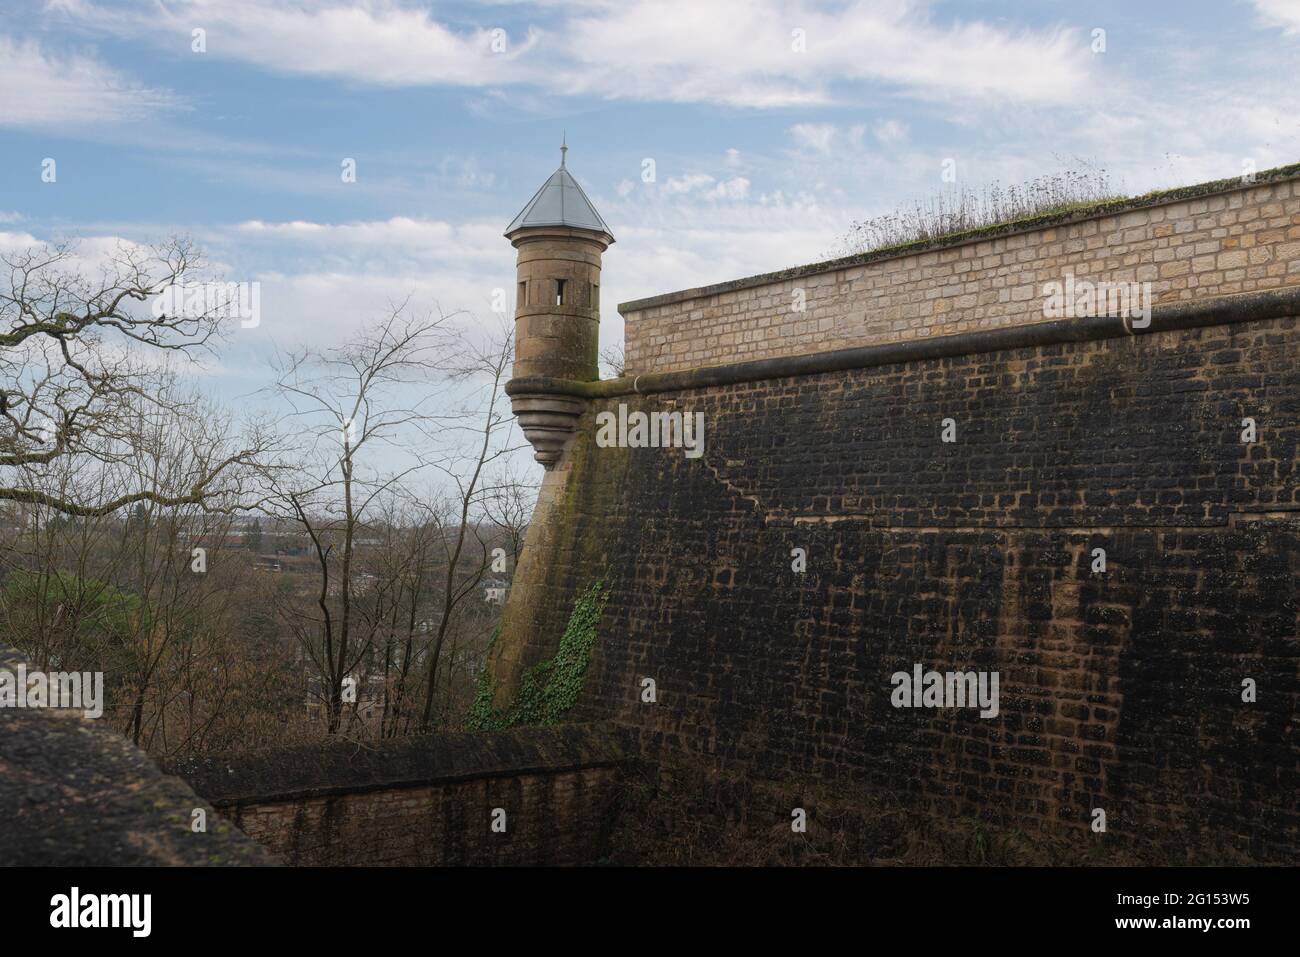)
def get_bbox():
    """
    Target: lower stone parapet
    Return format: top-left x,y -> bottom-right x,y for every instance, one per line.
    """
171,724 -> 629,866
